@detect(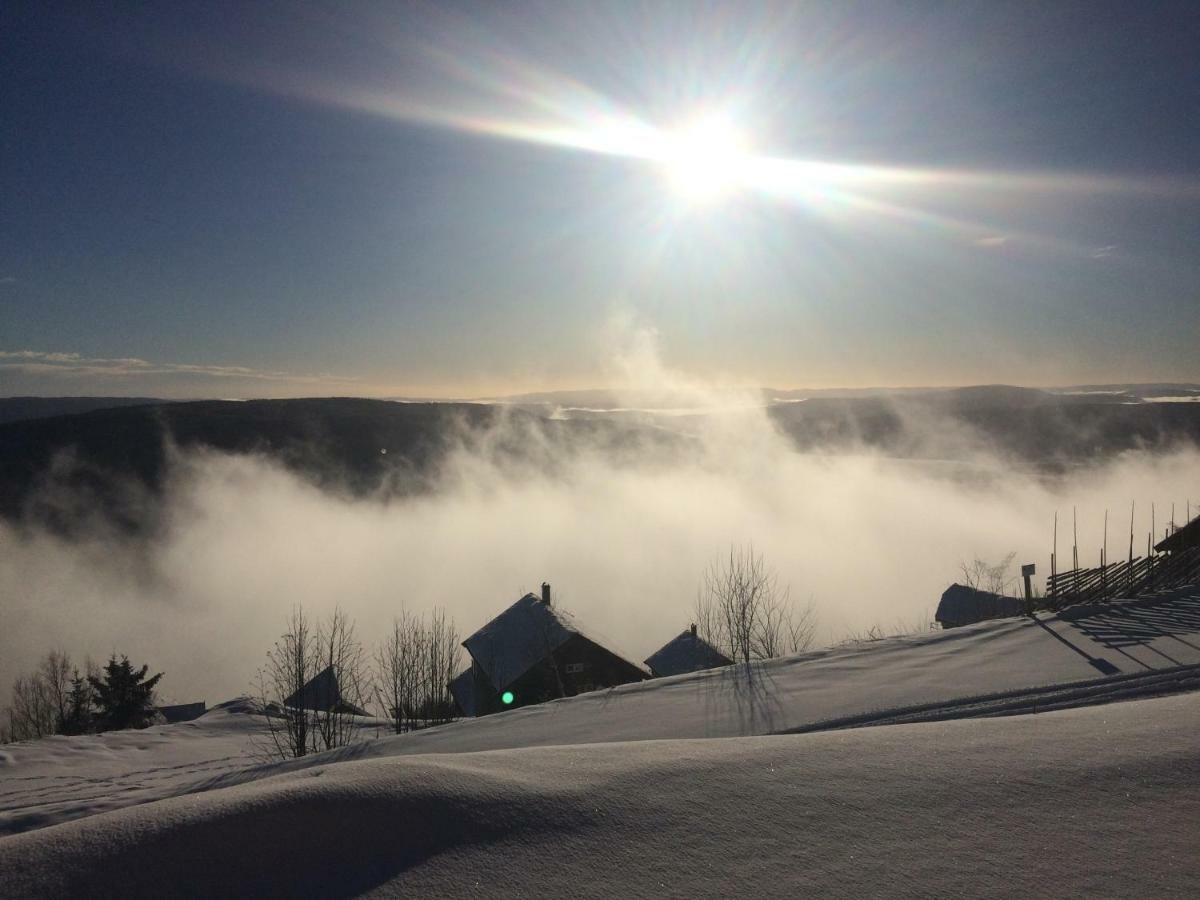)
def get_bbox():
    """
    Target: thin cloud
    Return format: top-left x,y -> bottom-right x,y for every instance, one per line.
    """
0,350 -> 359,385
1090,245 -> 1117,259
0,276 -> 17,285
974,235 -> 1010,248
